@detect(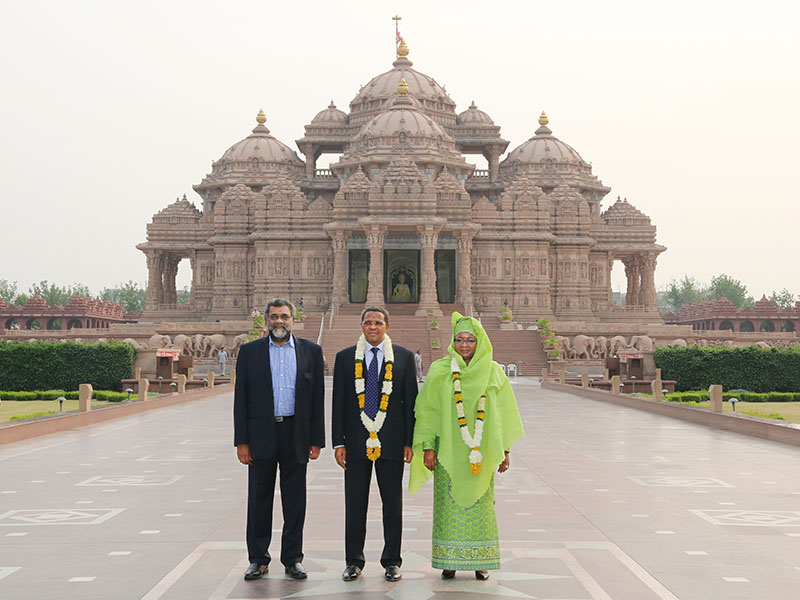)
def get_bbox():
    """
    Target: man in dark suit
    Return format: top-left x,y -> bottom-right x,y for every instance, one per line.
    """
234,298 -> 325,581
332,306 -> 417,582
